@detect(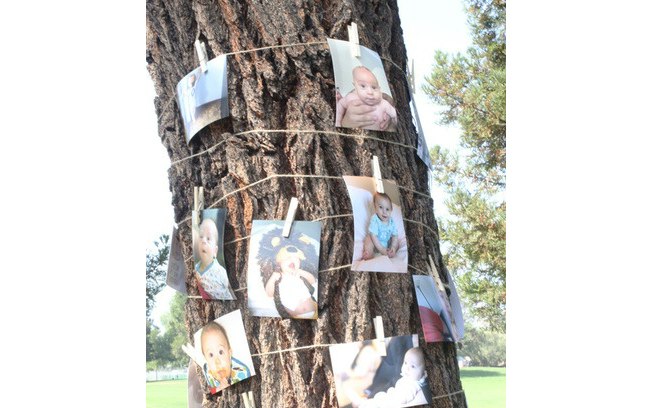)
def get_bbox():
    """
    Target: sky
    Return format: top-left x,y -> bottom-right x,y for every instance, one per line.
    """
147,0 -> 473,329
